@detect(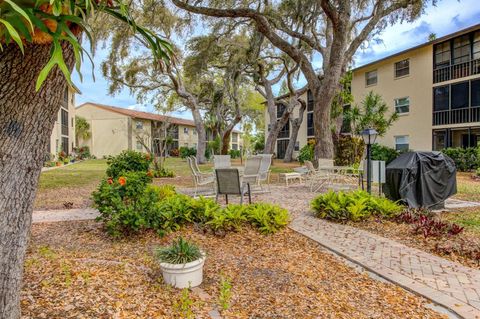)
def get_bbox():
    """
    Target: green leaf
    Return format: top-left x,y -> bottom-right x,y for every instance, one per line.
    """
36,39 -> 73,91
0,18 -> 24,53
4,0 -> 34,33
